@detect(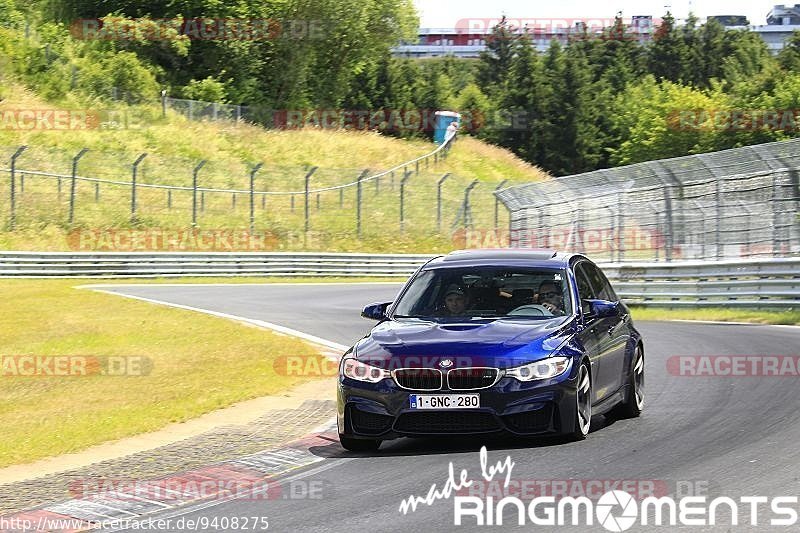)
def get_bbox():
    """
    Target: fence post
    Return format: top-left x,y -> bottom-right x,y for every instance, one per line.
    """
232,193 -> 236,209
356,171 -> 366,238
249,163 -> 263,234
95,182 -> 100,202
19,172 -> 24,194
772,175 -> 780,256
192,160 -> 207,227
436,173 -> 451,233
201,191 -> 205,212
494,180 -> 508,230
400,171 -> 413,232
161,90 -> 167,118
68,148 -> 89,225
617,193 -> 626,262
130,153 -> 147,221
9,146 -> 27,230
715,177 -> 722,260
662,186 -> 674,262
339,187 -> 344,207
463,180 -> 479,232
303,166 -> 318,247
167,190 -> 172,209
415,160 -> 420,175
